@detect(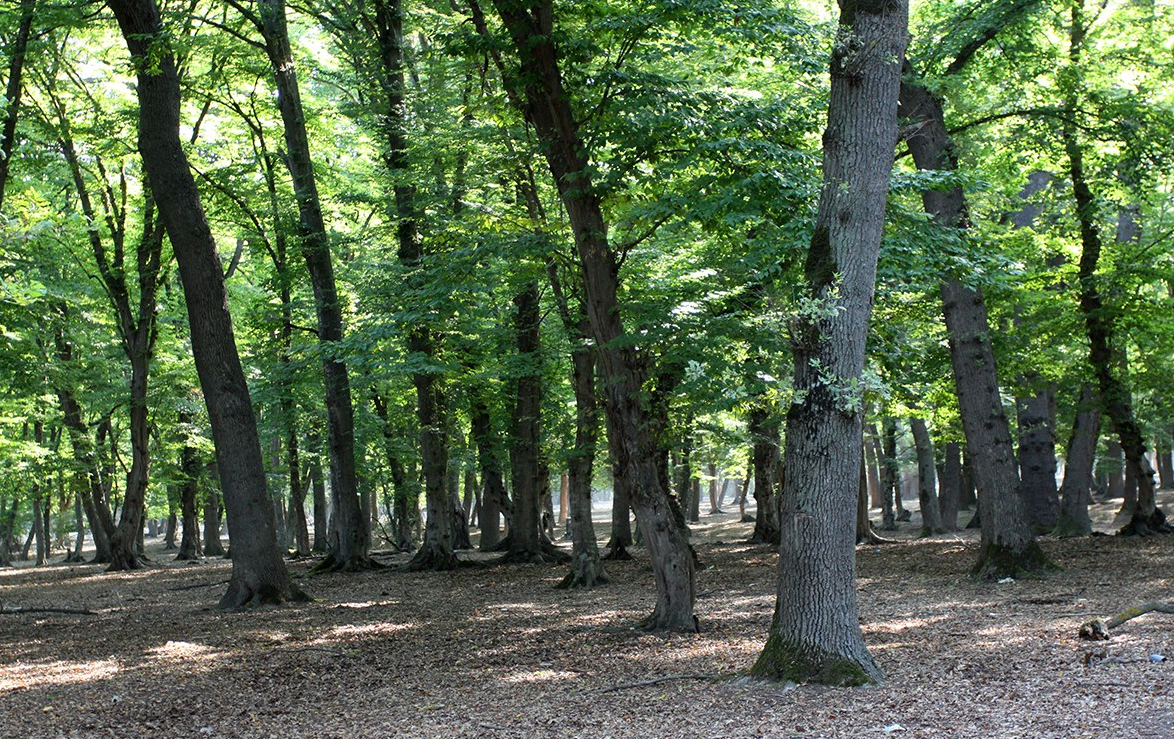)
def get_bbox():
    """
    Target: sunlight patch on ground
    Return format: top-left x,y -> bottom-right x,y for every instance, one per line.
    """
324,622 -> 415,639
866,615 -> 949,634
0,658 -> 120,690
144,640 -> 218,661
499,667 -> 579,684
